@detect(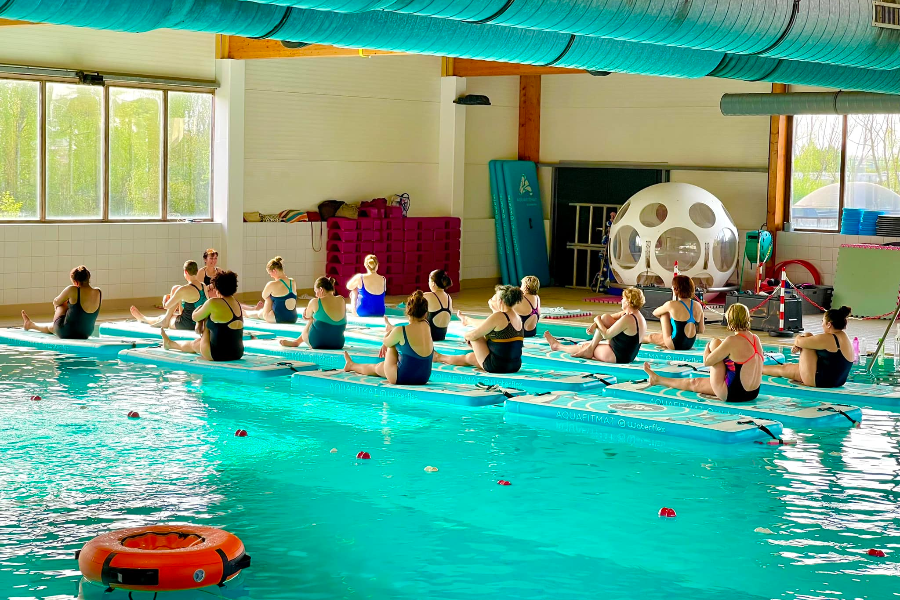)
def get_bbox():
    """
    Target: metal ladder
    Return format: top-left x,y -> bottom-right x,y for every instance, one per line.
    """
565,203 -> 619,290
